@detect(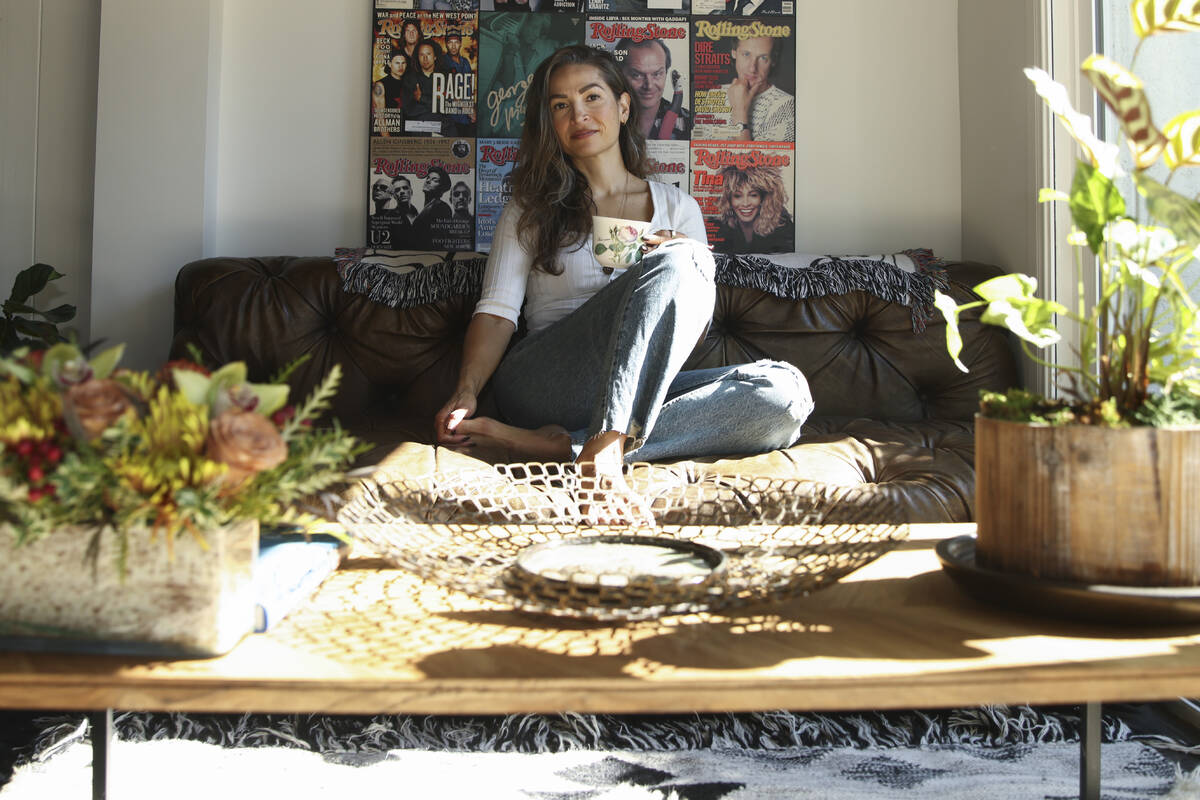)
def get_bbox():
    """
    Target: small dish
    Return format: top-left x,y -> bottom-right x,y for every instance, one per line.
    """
936,535 -> 1200,625
506,535 -> 727,614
